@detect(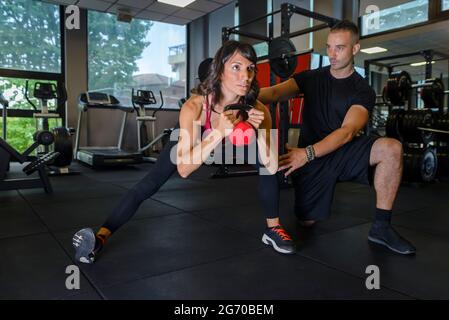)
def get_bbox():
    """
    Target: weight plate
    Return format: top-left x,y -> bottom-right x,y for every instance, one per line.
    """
52,127 -> 73,167
268,37 -> 297,79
